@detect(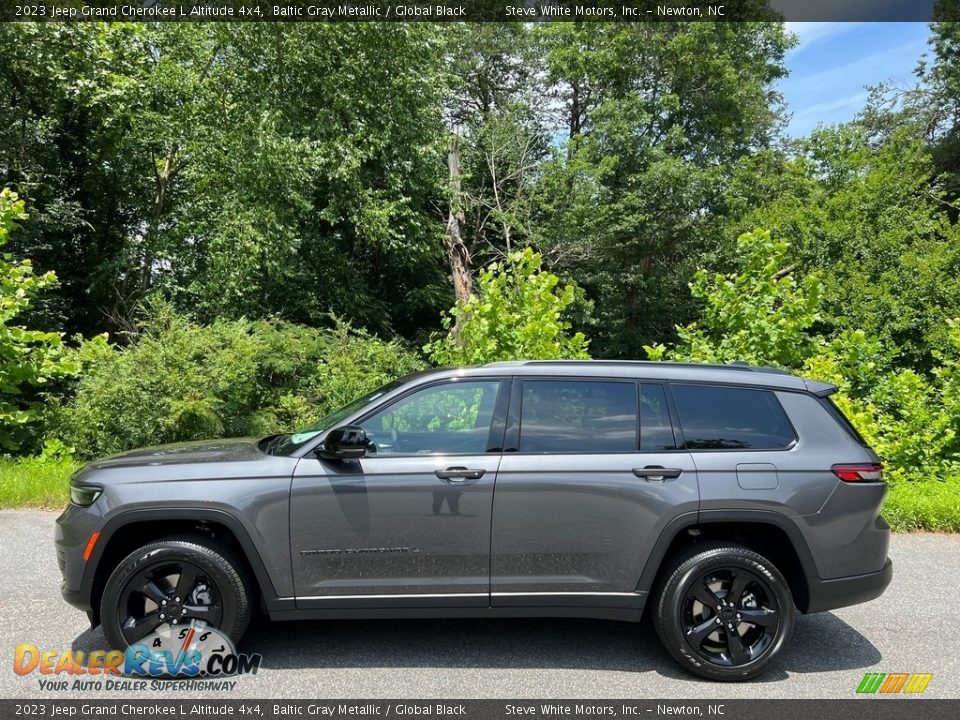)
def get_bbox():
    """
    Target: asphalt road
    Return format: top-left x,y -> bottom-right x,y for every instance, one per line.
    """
1,509 -> 957,699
